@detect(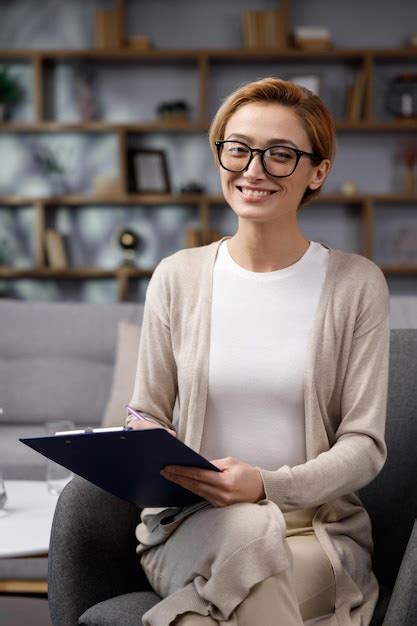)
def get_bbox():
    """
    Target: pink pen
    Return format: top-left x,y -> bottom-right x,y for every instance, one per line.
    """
126,405 -> 160,426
